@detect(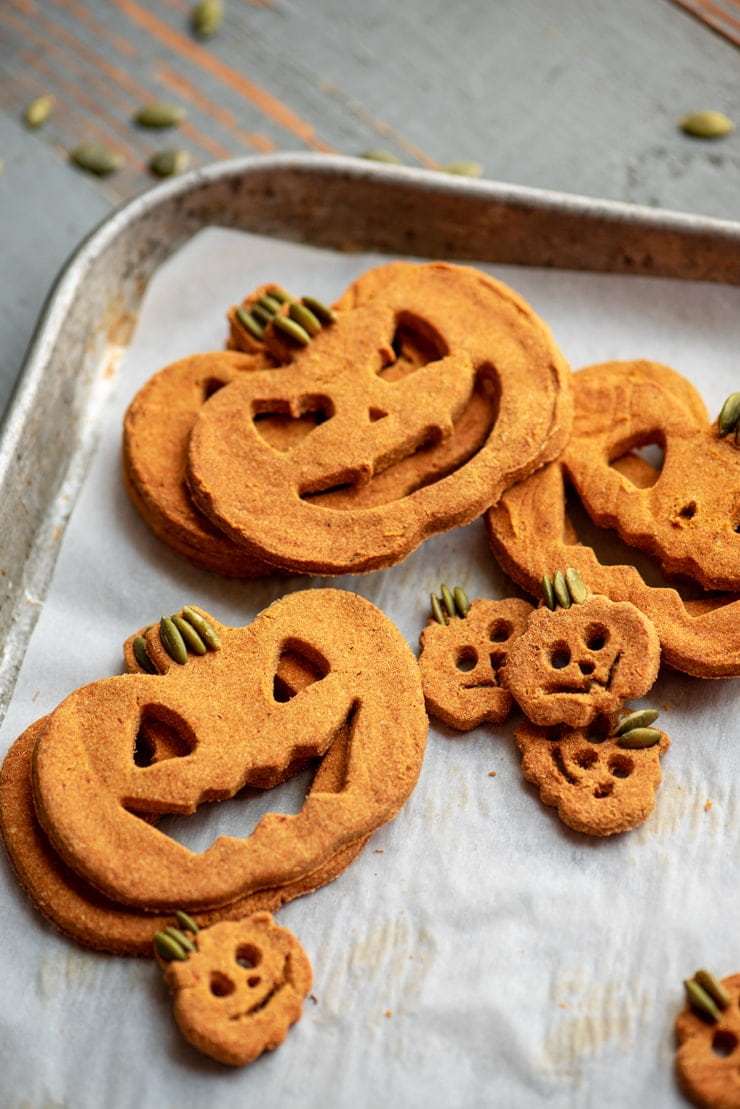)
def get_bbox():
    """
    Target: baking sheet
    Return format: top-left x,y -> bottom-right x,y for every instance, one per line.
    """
0,227 -> 738,1108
